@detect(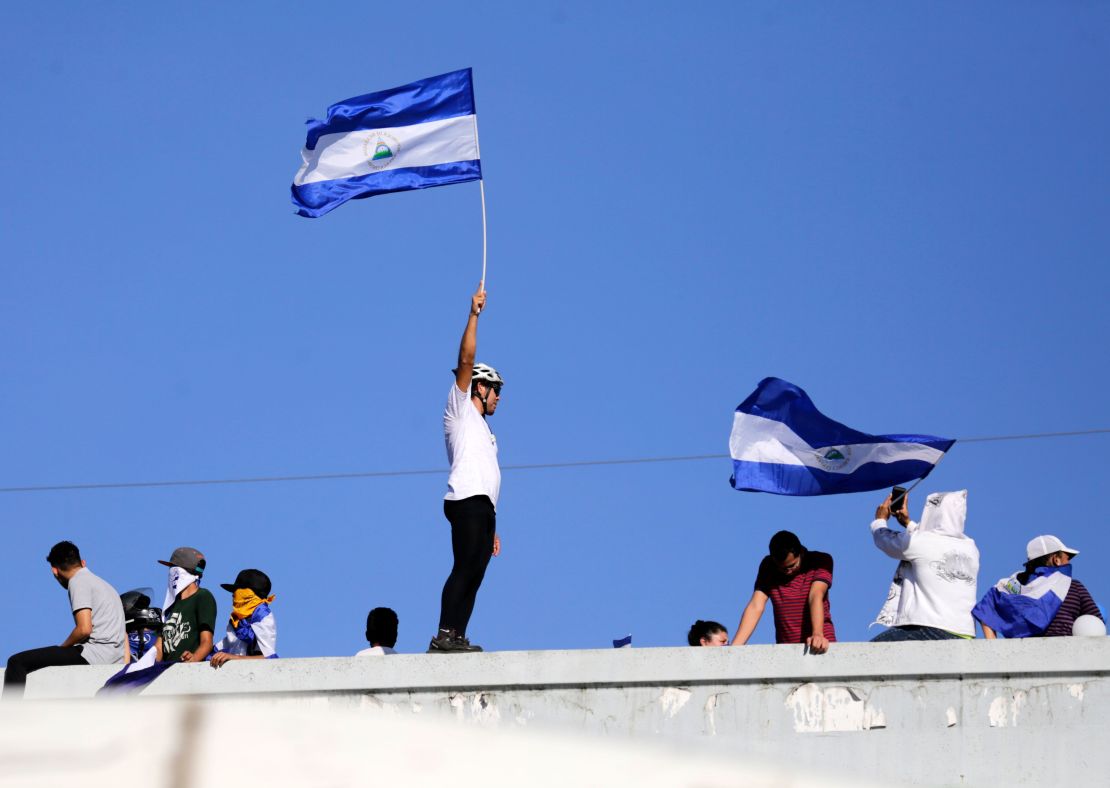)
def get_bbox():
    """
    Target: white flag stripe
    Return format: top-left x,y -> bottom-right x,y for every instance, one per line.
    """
995,571 -> 1072,601
121,647 -> 158,675
730,412 -> 944,475
294,115 -> 478,186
